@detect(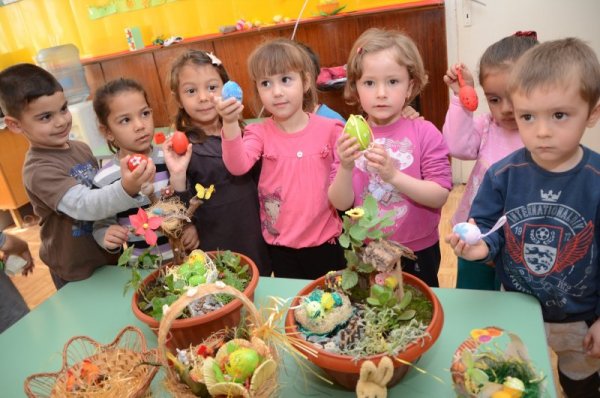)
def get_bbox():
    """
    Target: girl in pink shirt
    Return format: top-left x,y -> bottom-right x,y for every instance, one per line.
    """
329,28 -> 452,287
443,32 -> 538,290
215,39 -> 344,280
